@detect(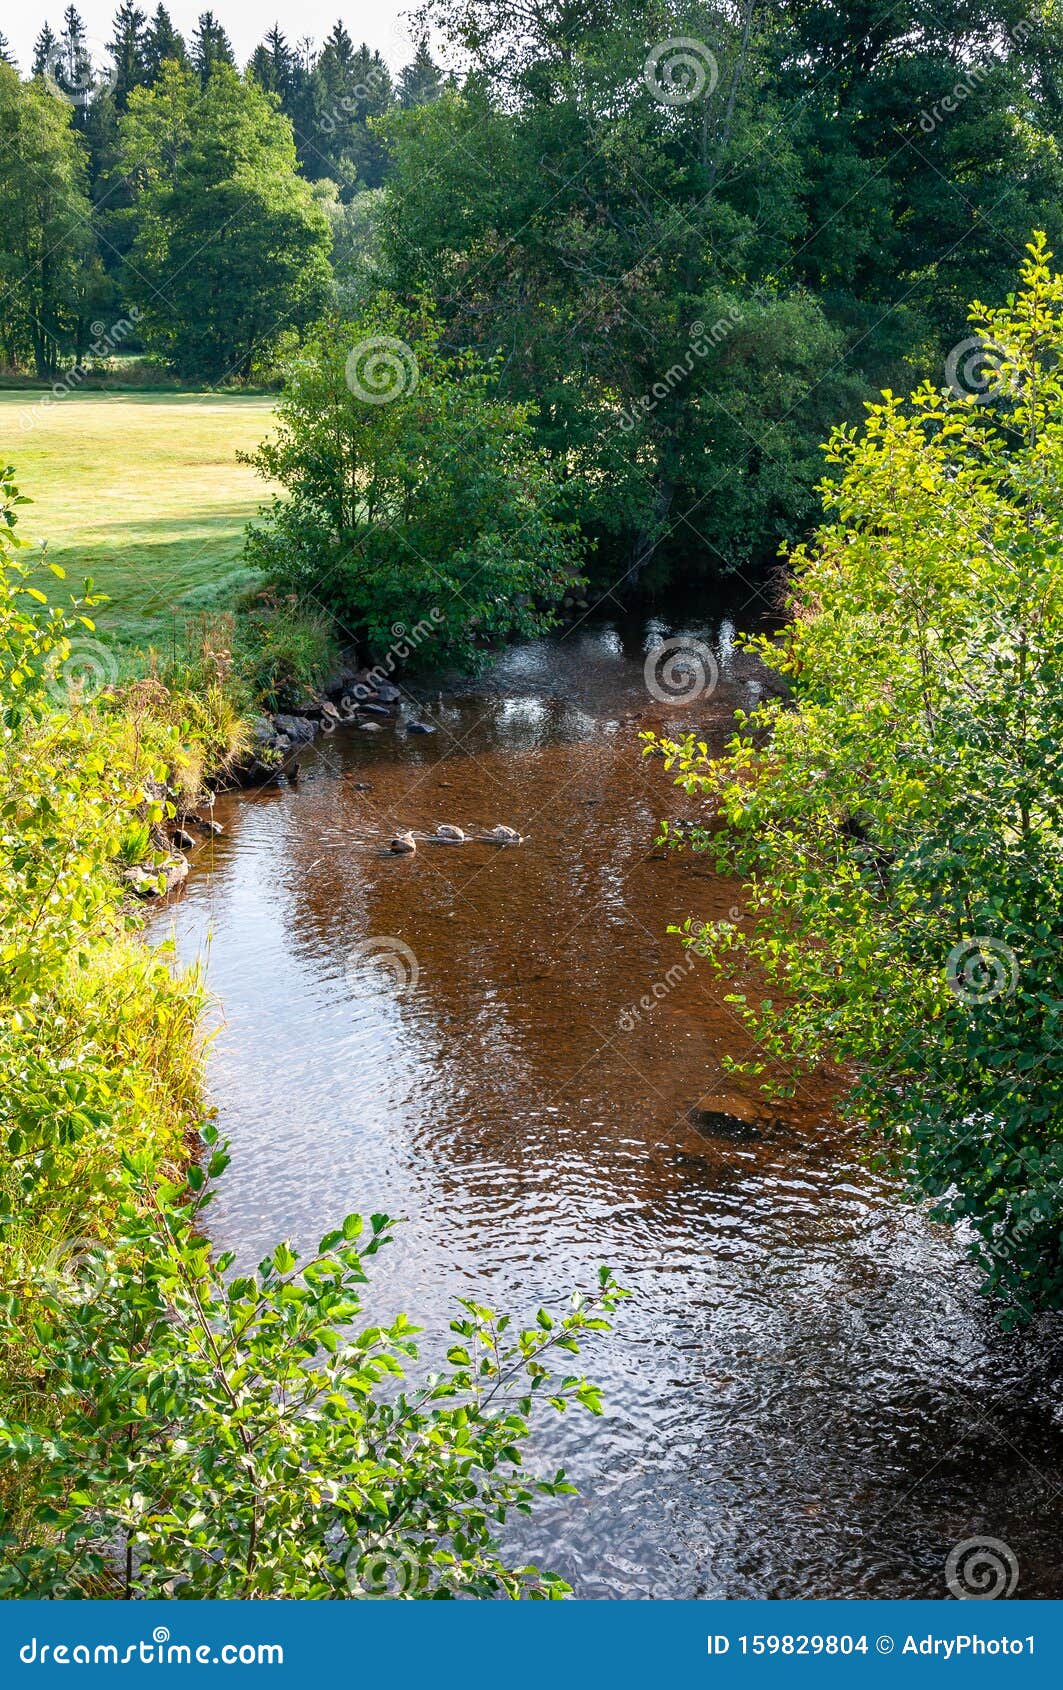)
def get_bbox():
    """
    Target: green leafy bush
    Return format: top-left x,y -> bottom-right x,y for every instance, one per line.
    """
0,1134 -> 624,1598
244,298 -> 586,672
652,236 -> 1063,1323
